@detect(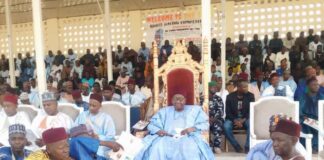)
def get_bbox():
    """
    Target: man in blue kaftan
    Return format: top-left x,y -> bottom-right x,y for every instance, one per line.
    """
135,94 -> 215,160
74,93 -> 116,158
